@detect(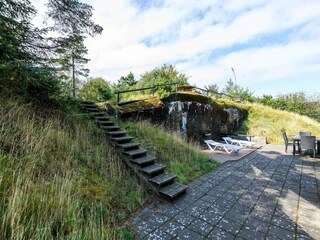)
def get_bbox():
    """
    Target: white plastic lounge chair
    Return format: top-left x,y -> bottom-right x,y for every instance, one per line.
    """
223,137 -> 256,148
204,140 -> 243,154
